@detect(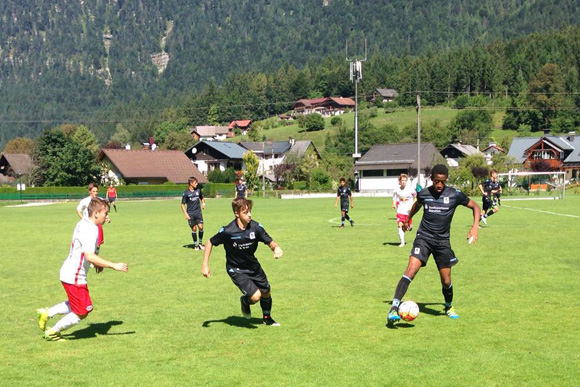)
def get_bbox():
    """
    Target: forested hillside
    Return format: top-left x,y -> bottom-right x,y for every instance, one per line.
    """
1,0 -> 580,148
